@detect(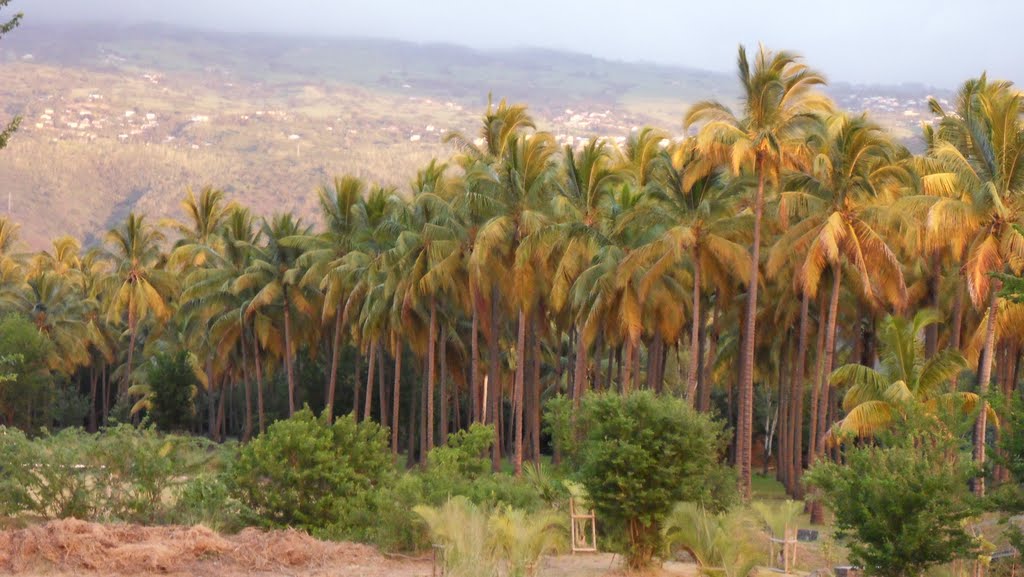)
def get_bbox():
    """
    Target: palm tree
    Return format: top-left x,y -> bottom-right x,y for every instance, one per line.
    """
626,141 -> 752,404
926,75 -> 1024,494
685,45 -> 831,499
235,214 -> 315,416
294,175 -> 367,422
768,112 -> 908,467
104,212 -> 177,399
828,310 -> 978,441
